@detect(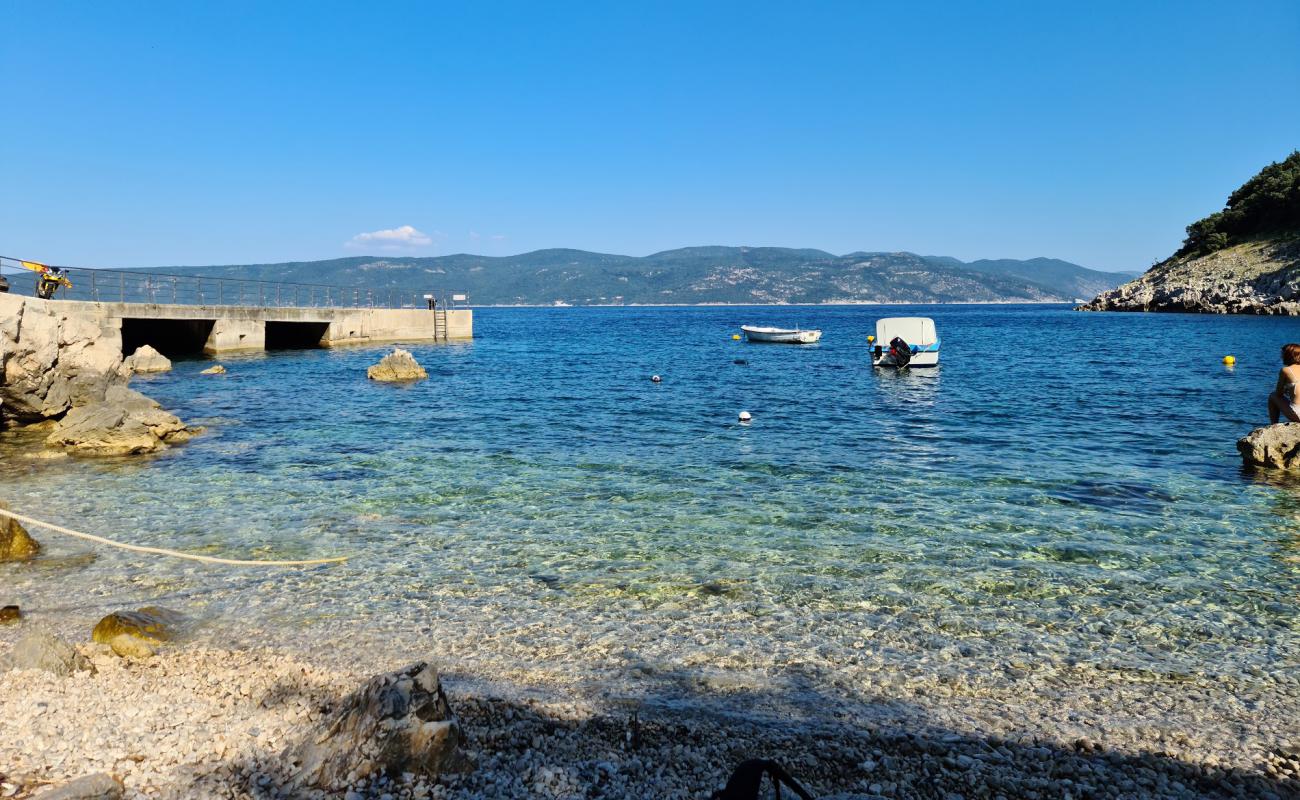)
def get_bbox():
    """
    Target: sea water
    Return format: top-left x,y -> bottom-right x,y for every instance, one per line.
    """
2,305 -> 1297,702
